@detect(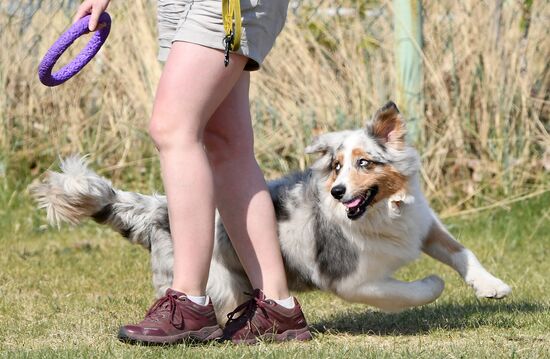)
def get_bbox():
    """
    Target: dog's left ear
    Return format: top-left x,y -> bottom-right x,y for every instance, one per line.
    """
367,101 -> 407,149
304,136 -> 329,155
305,132 -> 343,155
